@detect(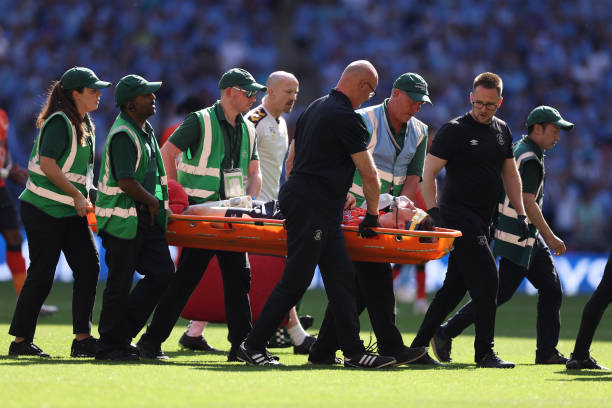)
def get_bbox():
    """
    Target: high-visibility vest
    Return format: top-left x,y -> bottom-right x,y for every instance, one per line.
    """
21,111 -> 92,217
95,114 -> 169,239
350,103 -> 427,206
176,106 -> 255,204
493,136 -> 543,267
